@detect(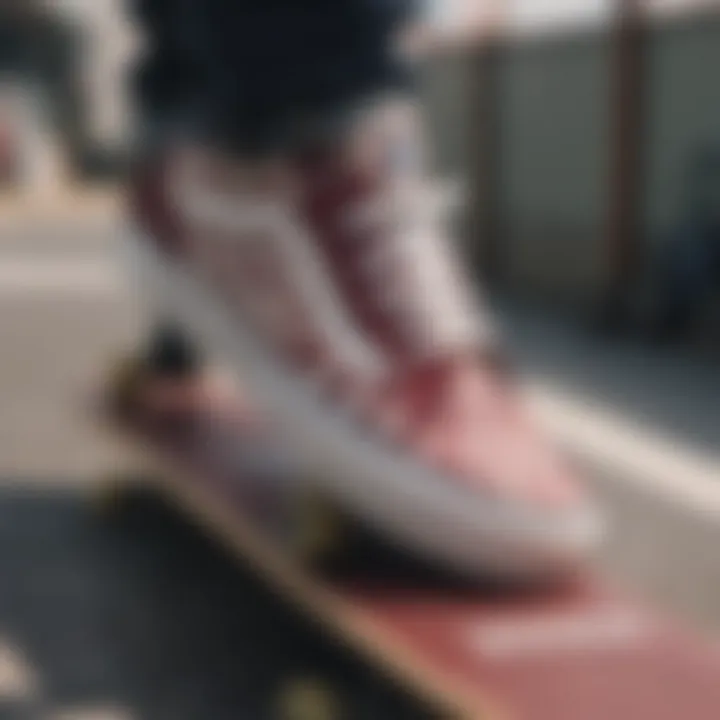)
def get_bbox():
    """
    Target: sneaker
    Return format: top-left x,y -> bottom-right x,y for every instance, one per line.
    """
126,98 -> 602,581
